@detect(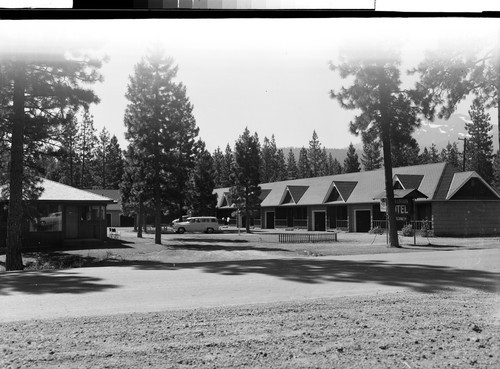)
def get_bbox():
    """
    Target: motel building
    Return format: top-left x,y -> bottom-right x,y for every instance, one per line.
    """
214,162 -> 500,237
1,179 -> 115,249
